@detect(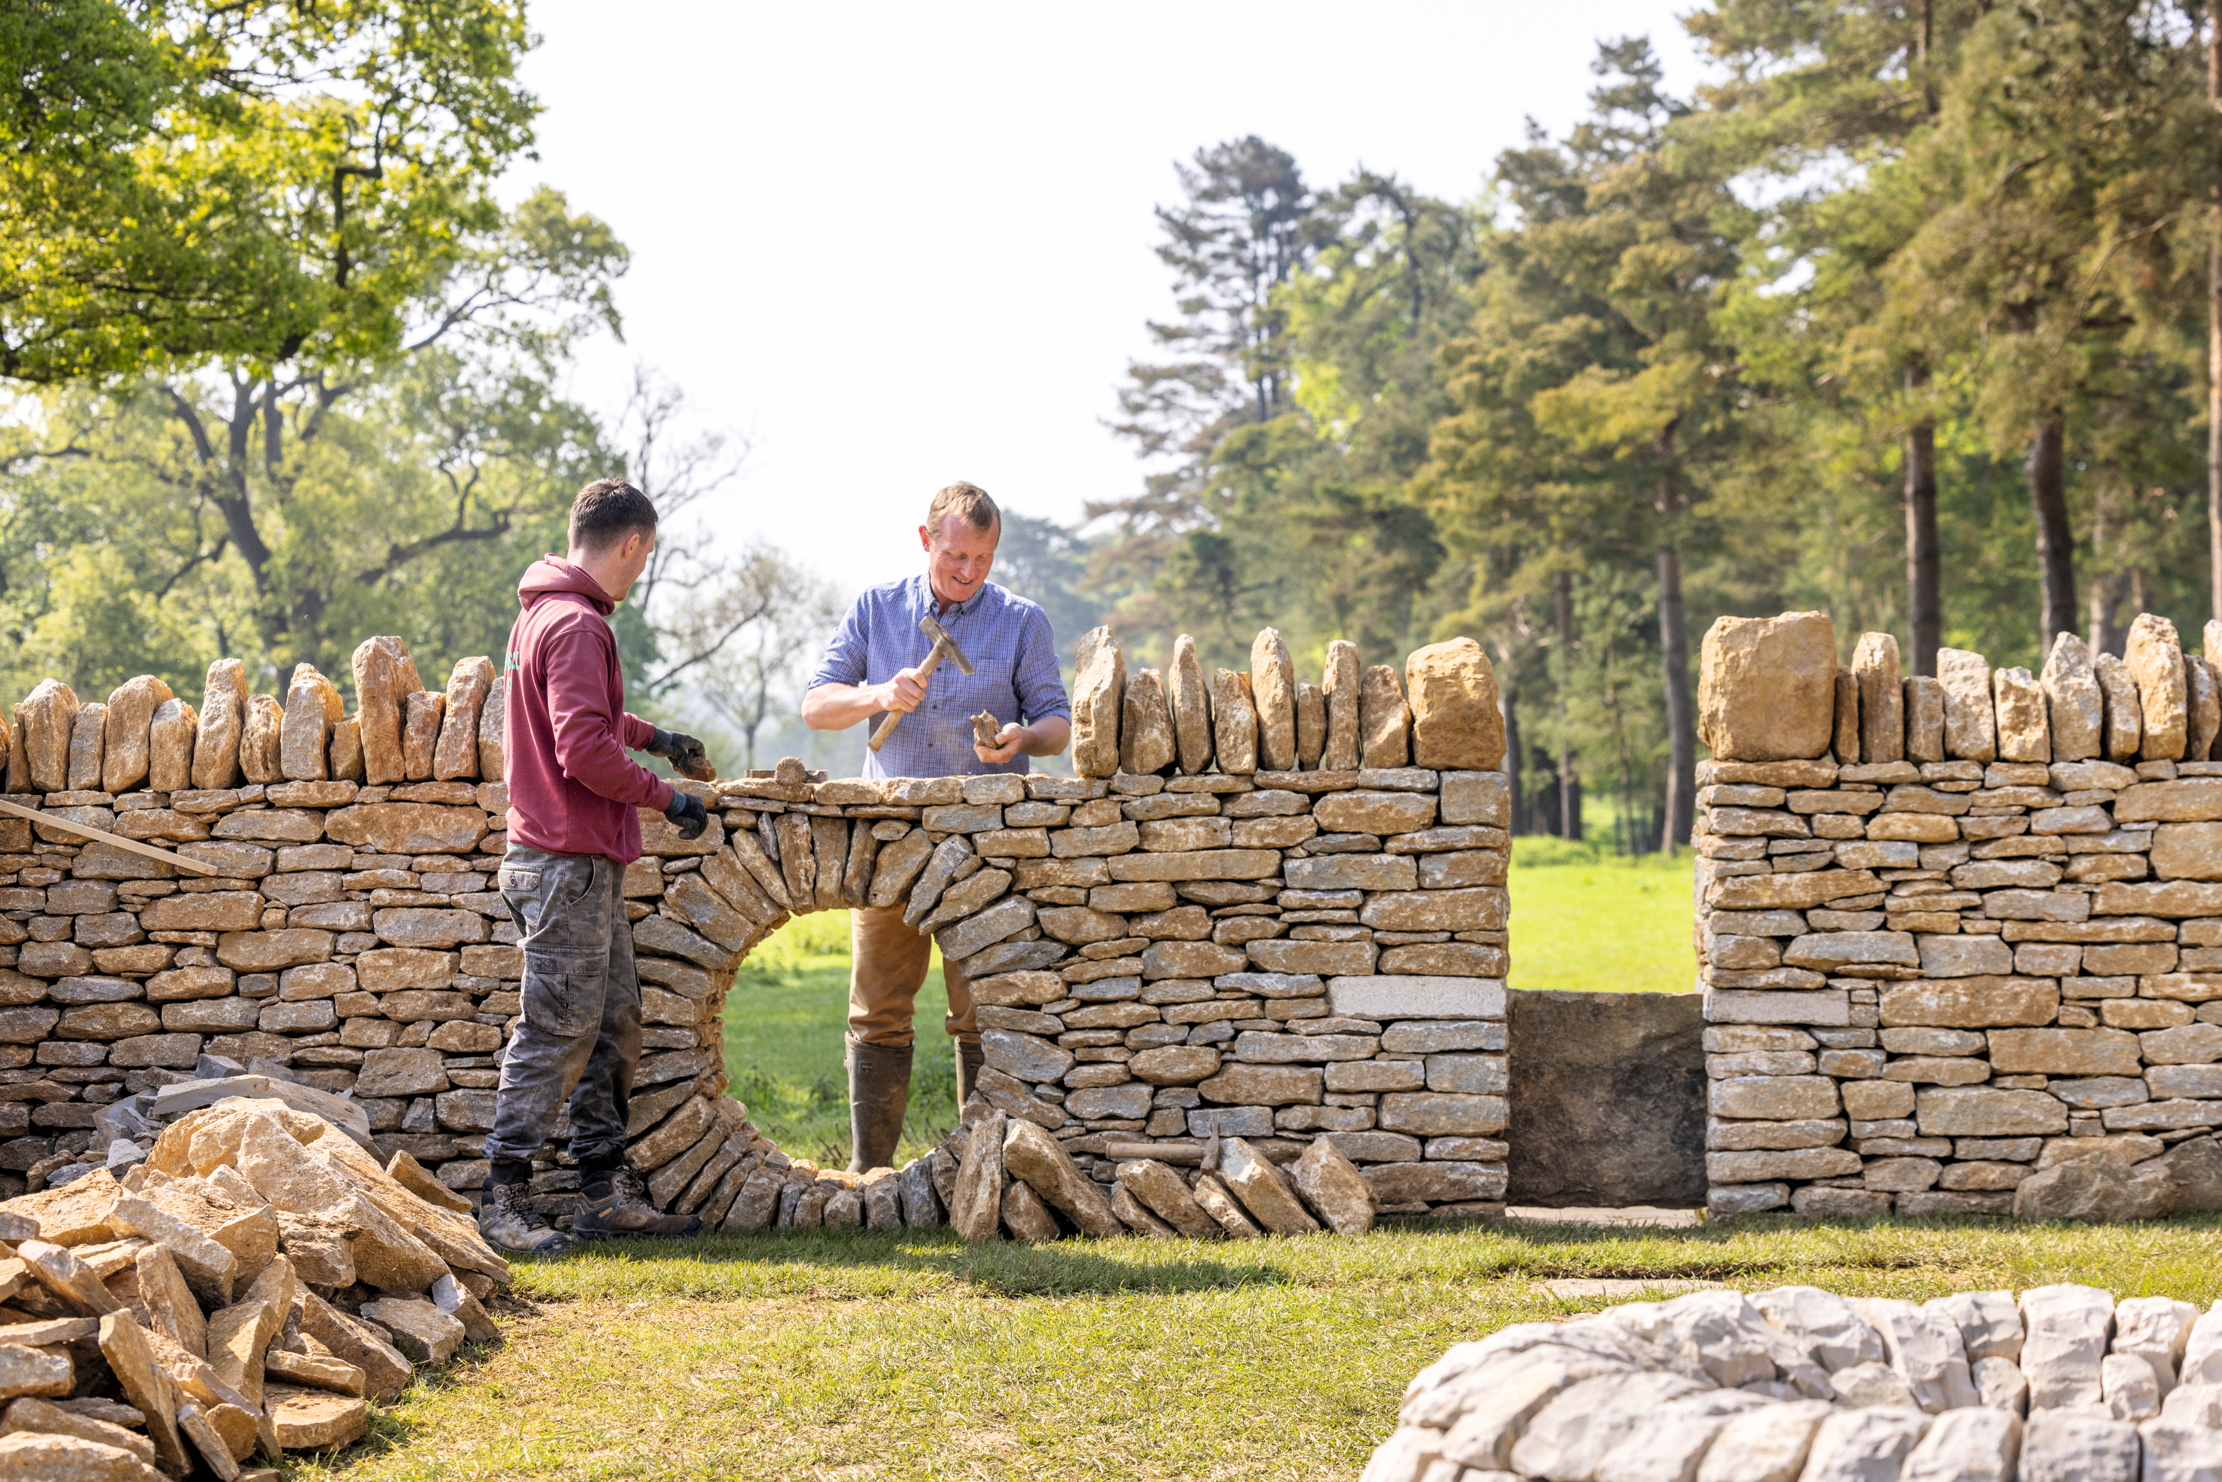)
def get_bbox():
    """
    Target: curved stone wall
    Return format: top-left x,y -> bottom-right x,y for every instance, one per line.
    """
3,626 -> 1517,1236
